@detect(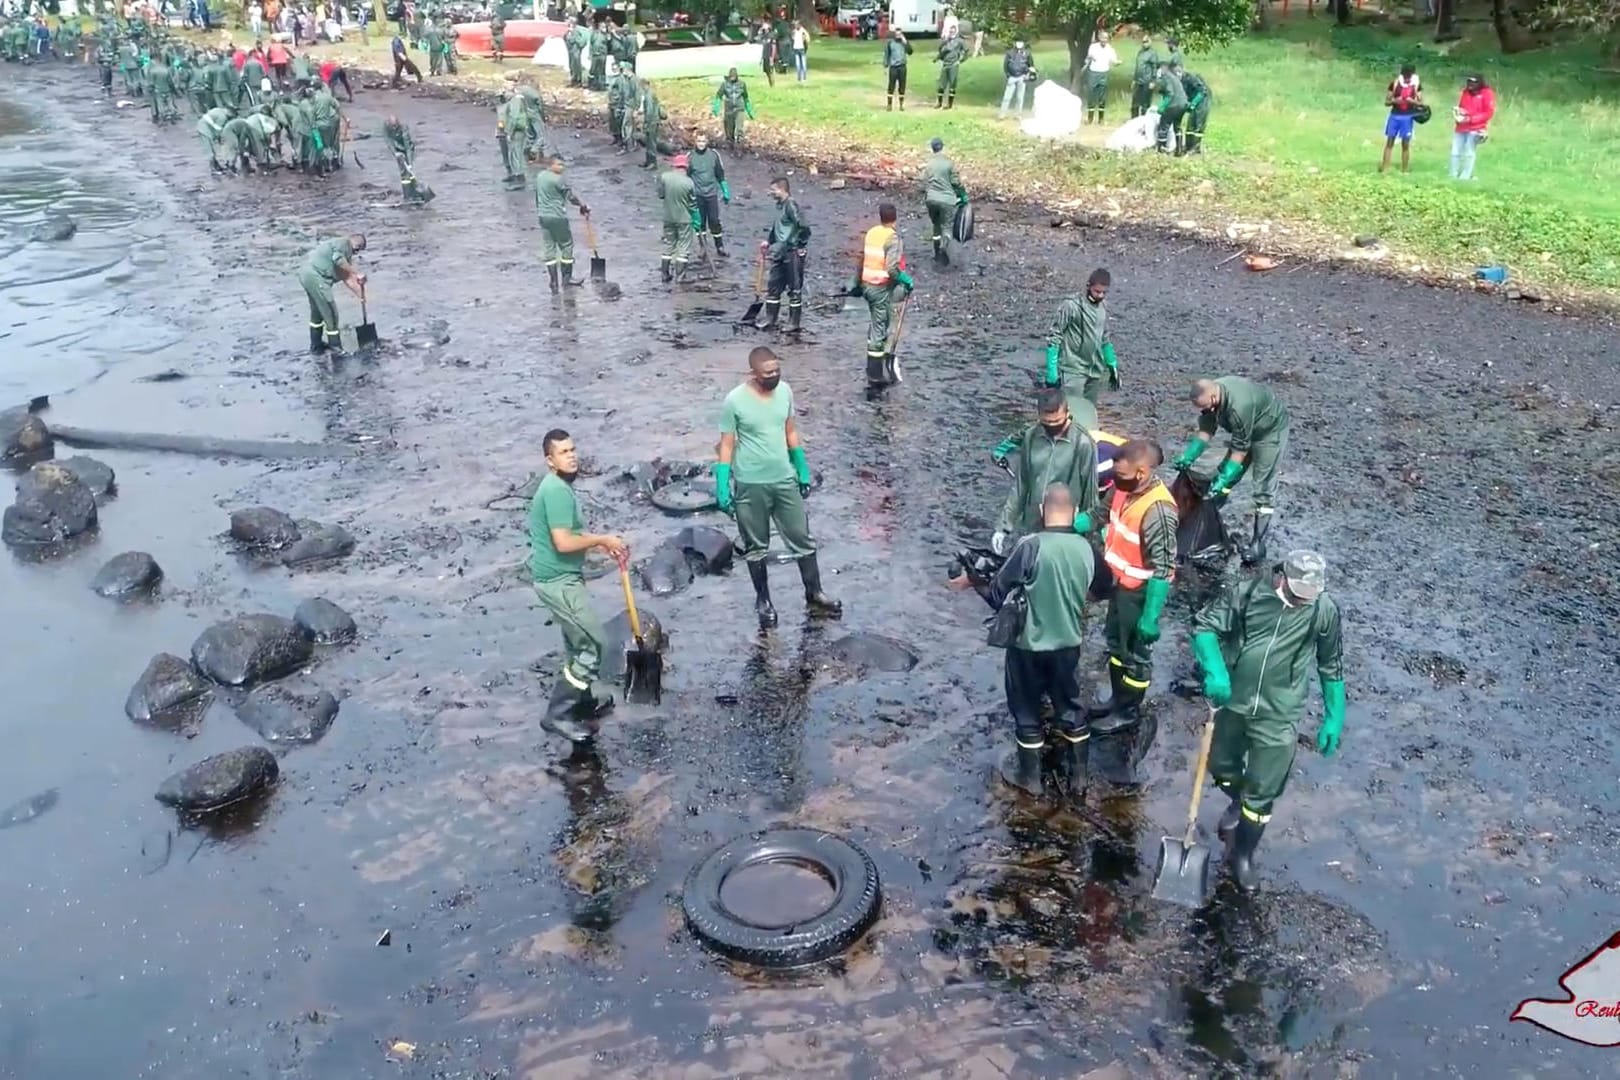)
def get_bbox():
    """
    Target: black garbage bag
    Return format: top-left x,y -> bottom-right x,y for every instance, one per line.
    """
952,200 -> 975,243
1171,471 -> 1229,566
